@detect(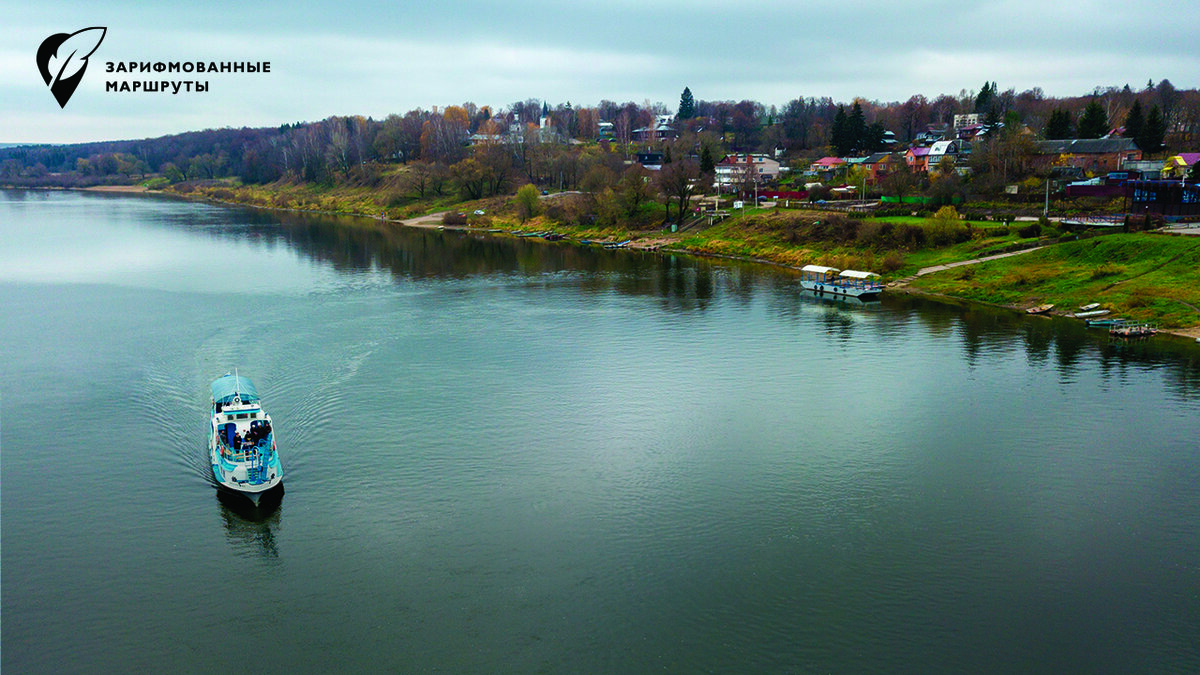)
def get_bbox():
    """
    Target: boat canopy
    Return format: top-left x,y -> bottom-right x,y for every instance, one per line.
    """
840,270 -> 879,279
211,373 -> 260,405
801,264 -> 839,274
